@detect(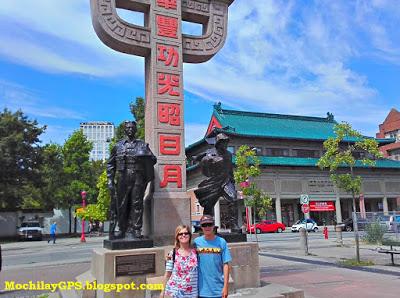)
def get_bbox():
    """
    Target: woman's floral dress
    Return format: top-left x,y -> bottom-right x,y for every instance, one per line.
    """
165,248 -> 198,297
